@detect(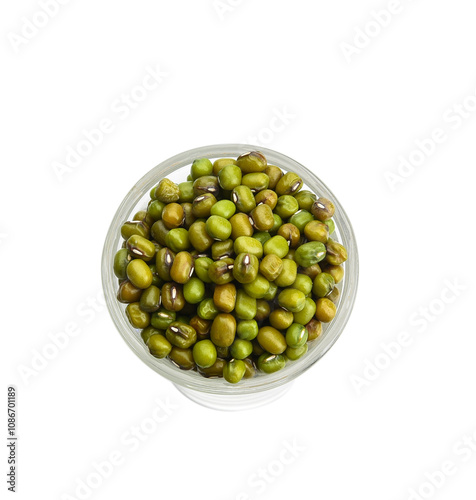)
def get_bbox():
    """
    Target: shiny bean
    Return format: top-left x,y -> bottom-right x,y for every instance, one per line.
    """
213,158 -> 237,176
304,220 -> 329,244
148,334 -> 172,358
294,190 -> 316,212
166,321 -> 197,348
274,195 -> 299,219
126,235 -> 157,262
168,347 -> 195,370
211,239 -> 234,260
193,175 -> 220,197
253,231 -> 271,246
324,239 -> 348,265
191,158 -> 213,179
325,219 -> 335,234
235,289 -> 257,320
210,313 -> 236,347
213,283 -> 237,313
192,193 -> 217,218
206,215 -> 232,241
285,323 -> 308,348
311,197 -> 335,221
278,288 -> 306,313
114,248 -> 132,279
229,339 -> 253,360
189,221 -> 214,252
230,213 -> 254,239
232,253 -> 259,284
259,254 -> 283,282
155,247 -> 175,281
183,277 -> 206,304
139,285 -> 161,313
269,308 -> 294,330
208,257 -> 234,285
306,319 -> 323,341
243,274 -> 270,299
231,185 -> 256,213
150,220 -> 169,246
236,151 -> 267,173
218,164 -> 242,190
198,358 -> 226,378
263,235 -> 289,259
151,308 -> 176,330
255,189 -> 278,209
162,203 -> 184,229
210,199 -> 236,219
293,297 -> 317,325
189,315 -> 212,340
257,326 -> 287,354
294,241 -> 326,267
197,298 -> 220,320
313,272 -> 335,298
242,172 -> 269,192
257,353 -> 286,373
223,359 -> 246,384
126,259 -> 153,289
315,298 -> 336,322
234,236 -> 263,258
165,228 -> 190,253
277,223 -> 300,249
161,282 -> 185,311
126,302 -> 150,329
236,320 -> 259,341
194,257 -> 213,283
121,220 -> 150,240
141,326 -> 159,345
170,251 -> 194,284
270,213 -> 283,234
192,339 -> 217,368
148,200 -> 166,221
276,172 -> 303,196
250,204 -> 274,231
154,179 -> 180,203
291,274 -> 313,295
285,344 -> 308,361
